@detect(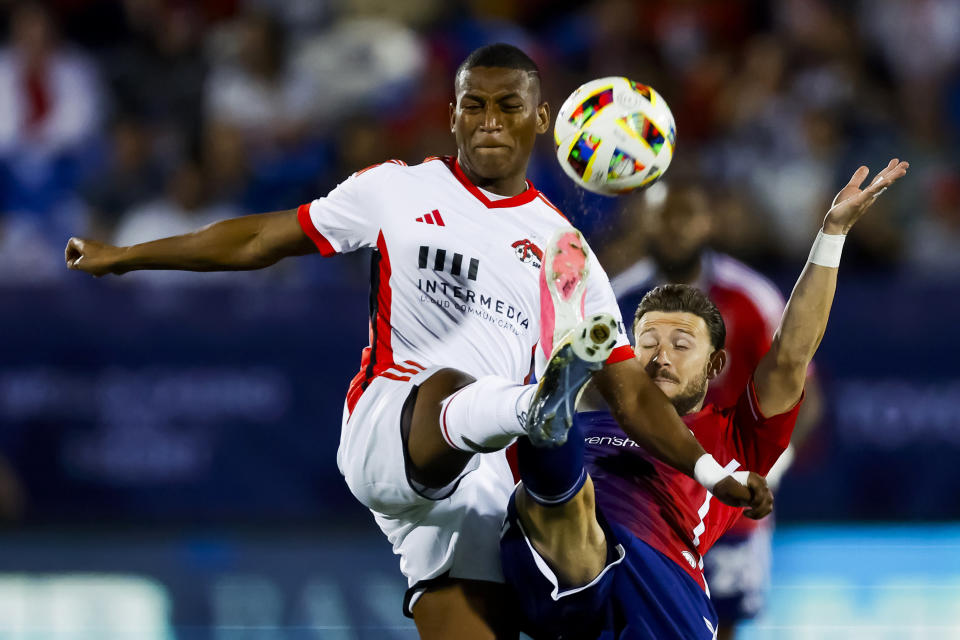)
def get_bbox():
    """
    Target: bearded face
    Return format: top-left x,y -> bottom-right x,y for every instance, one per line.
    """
652,357 -> 711,416
634,311 -> 724,416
